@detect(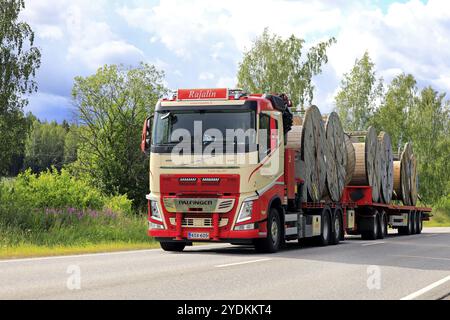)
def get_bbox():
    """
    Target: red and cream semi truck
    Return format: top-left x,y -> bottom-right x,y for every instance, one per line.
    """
141,88 -> 432,253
